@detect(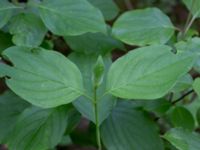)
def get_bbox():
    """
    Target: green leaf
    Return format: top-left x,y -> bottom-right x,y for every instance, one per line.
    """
164,128 -> 200,150
8,13 -> 47,47
88,0 -> 119,20
101,101 -> 164,150
1,46 -> 84,108
36,0 -> 106,36
169,106 -> 195,131
106,45 -> 195,100
69,53 -> 116,124
182,0 -> 200,18
171,74 -> 193,93
193,78 -> 200,97
112,8 -> 175,46
0,91 -> 29,143
0,1 -> 22,28
7,106 -> 68,150
65,31 -> 124,55
0,31 -> 13,53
